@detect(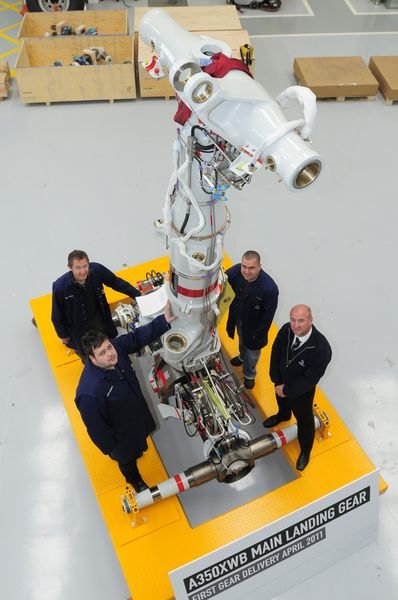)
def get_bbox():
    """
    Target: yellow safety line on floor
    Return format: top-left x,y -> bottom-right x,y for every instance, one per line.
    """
0,0 -> 22,7
0,46 -> 19,59
0,1 -> 22,14
0,31 -> 19,44
0,18 -> 21,65
0,21 -> 22,34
